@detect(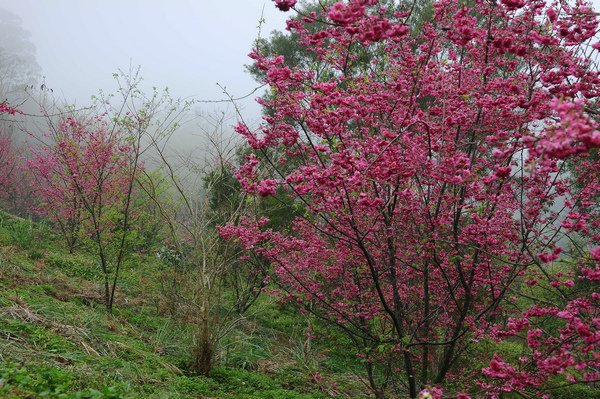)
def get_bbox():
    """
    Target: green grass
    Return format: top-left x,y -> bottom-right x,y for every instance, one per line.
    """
3,210 -> 598,398
0,211 -> 363,398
